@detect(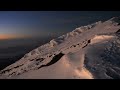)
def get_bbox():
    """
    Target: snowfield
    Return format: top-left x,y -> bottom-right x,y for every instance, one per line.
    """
0,17 -> 120,79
